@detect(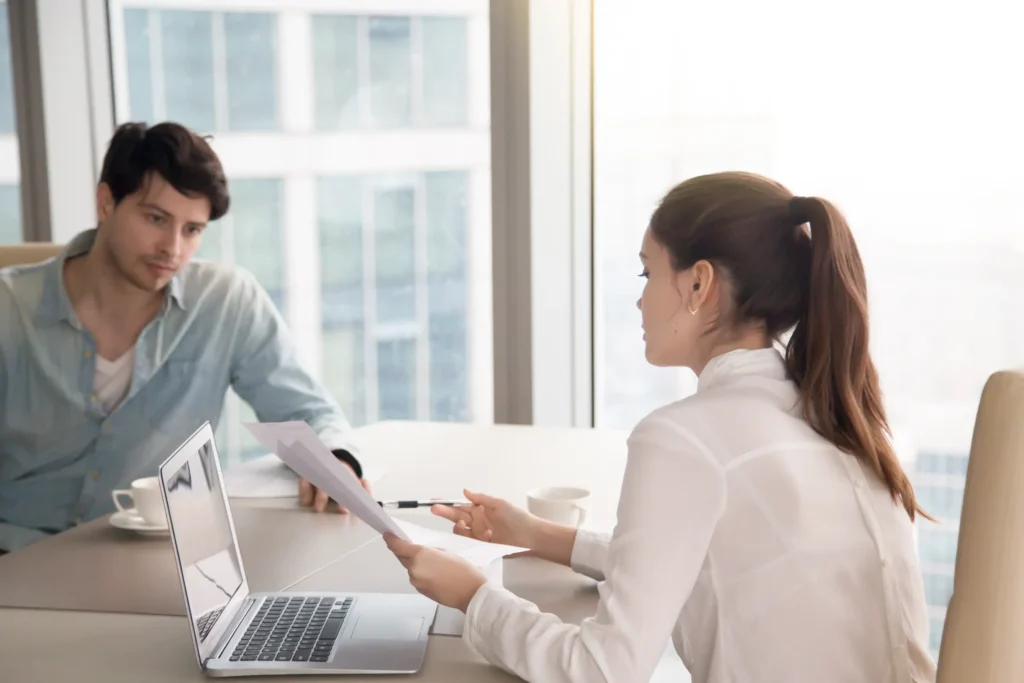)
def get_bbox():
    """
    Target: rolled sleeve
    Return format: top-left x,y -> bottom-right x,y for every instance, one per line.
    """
227,270 -> 365,470
569,528 -> 611,581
